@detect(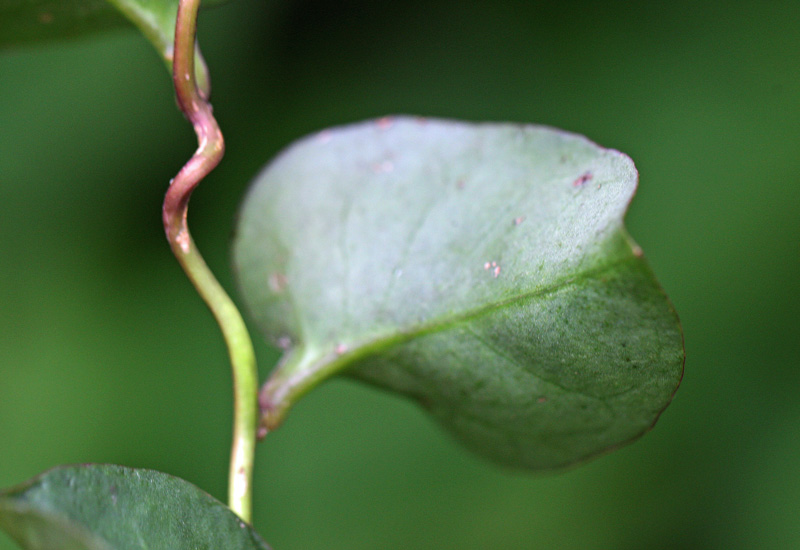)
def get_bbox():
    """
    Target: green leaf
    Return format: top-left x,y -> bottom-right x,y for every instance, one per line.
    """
0,0 -> 227,46
0,1 -> 123,47
0,0 -> 227,91
233,117 -> 684,470
104,0 -> 226,91
0,465 -> 271,550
